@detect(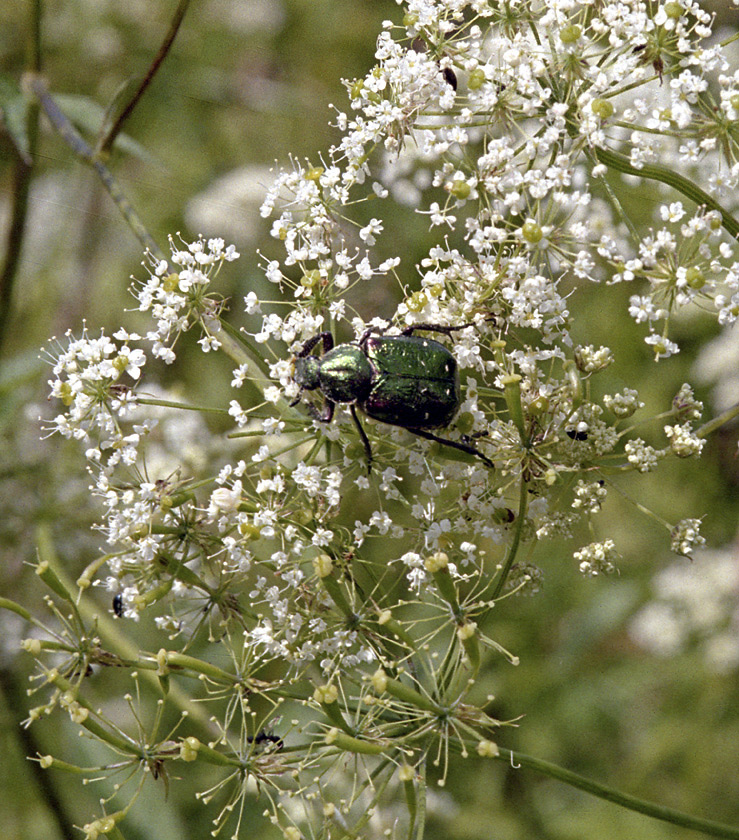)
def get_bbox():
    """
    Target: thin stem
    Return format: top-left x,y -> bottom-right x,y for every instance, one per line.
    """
604,73 -> 660,99
595,145 -> 739,240
96,0 -> 192,156
498,747 -> 739,840
591,153 -> 641,241
696,402 -> 739,440
26,75 -> 163,259
218,317 -> 273,377
48,553 -> 217,734
29,0 -> 42,72
414,758 -> 427,840
0,0 -> 42,354
490,477 -> 528,600
0,151 -> 34,355
136,397 -> 231,414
